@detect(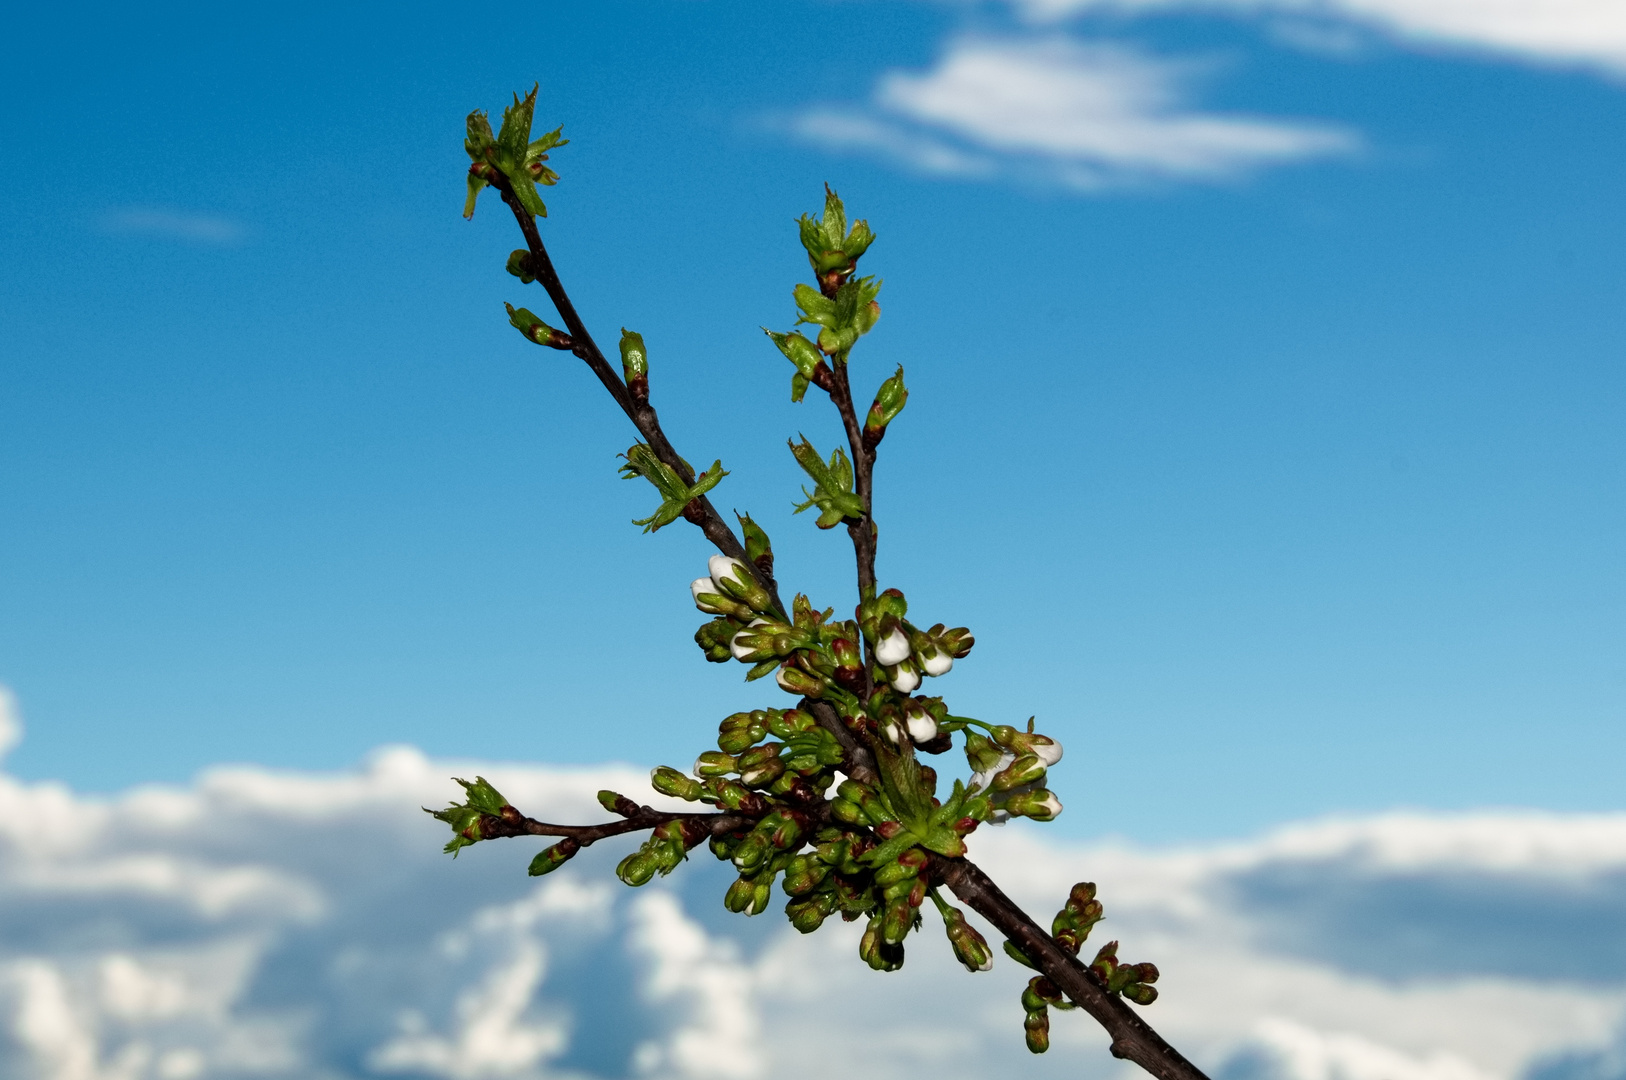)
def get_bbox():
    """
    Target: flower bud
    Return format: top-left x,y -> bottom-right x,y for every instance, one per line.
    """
694,751 -> 737,778
1024,1007 -> 1050,1054
691,577 -> 749,618
651,766 -> 703,801
918,647 -> 953,677
709,555 -> 772,613
785,892 -> 836,934
991,753 -> 1046,792
942,906 -> 994,973
904,706 -> 938,745
737,744 -> 786,788
881,896 -> 916,944
718,711 -> 767,755
874,626 -> 911,666
616,850 -> 658,887
885,660 -> 921,694
1004,789 -> 1063,822
776,663 -> 824,698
